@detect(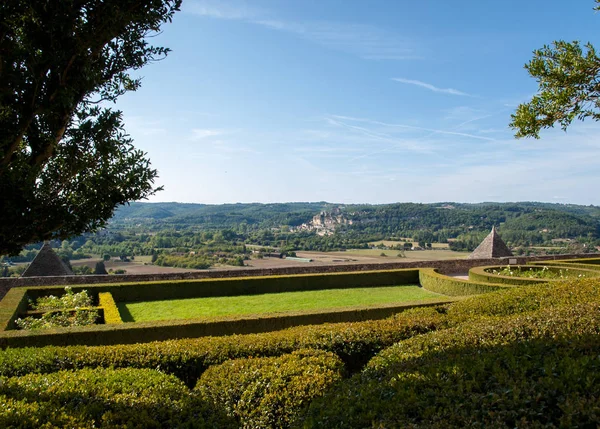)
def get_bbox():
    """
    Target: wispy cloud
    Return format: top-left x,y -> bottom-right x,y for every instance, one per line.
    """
186,1 -> 420,61
190,129 -> 226,140
329,115 -> 495,142
185,0 -> 261,20
392,78 -> 471,96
